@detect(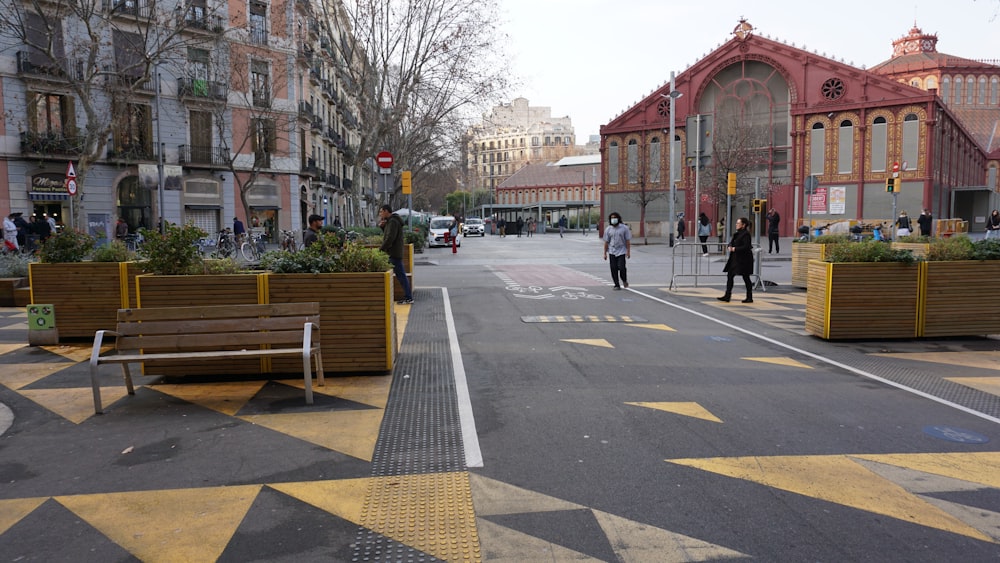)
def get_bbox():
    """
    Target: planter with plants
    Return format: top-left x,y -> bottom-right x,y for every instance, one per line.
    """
921,236 -> 1000,337
791,234 -> 848,289
805,240 -> 919,340
891,234 -> 932,258
28,231 -> 142,339
0,252 -> 32,306
261,234 -> 397,374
